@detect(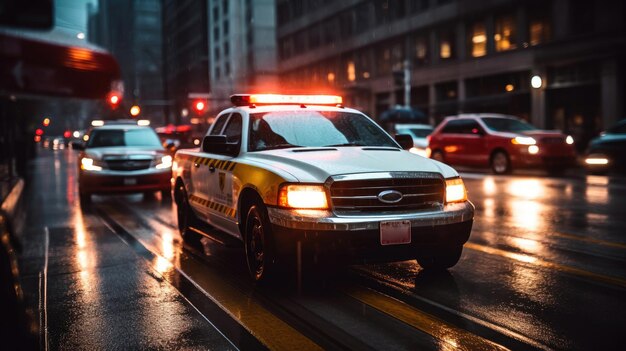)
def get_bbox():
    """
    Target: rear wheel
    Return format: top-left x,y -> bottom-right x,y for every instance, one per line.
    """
416,247 -> 463,270
244,203 -> 276,283
491,150 -> 511,174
